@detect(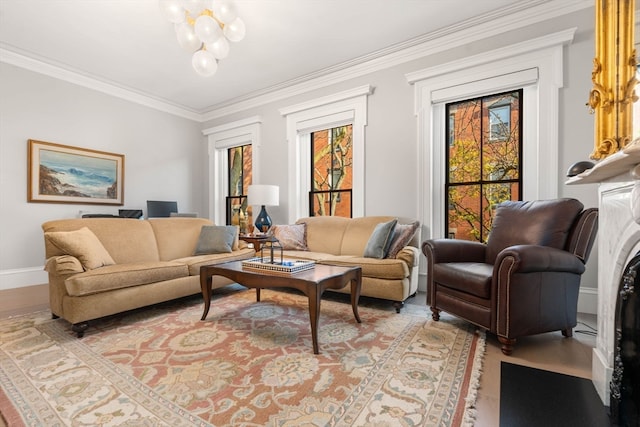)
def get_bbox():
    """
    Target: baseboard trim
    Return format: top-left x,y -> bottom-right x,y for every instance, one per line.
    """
0,266 -> 47,291
577,286 -> 597,315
